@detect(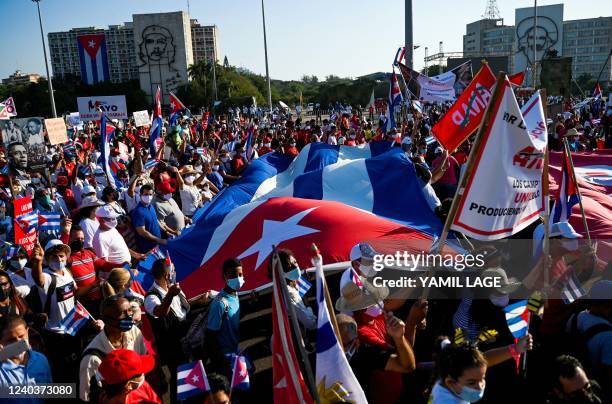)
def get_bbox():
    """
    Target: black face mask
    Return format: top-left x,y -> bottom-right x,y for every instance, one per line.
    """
0,287 -> 9,301
70,240 -> 84,252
